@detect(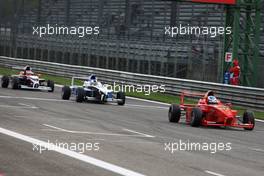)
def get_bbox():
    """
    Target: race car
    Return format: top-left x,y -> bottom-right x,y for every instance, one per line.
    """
1,66 -> 54,92
168,90 -> 255,130
61,75 -> 126,105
